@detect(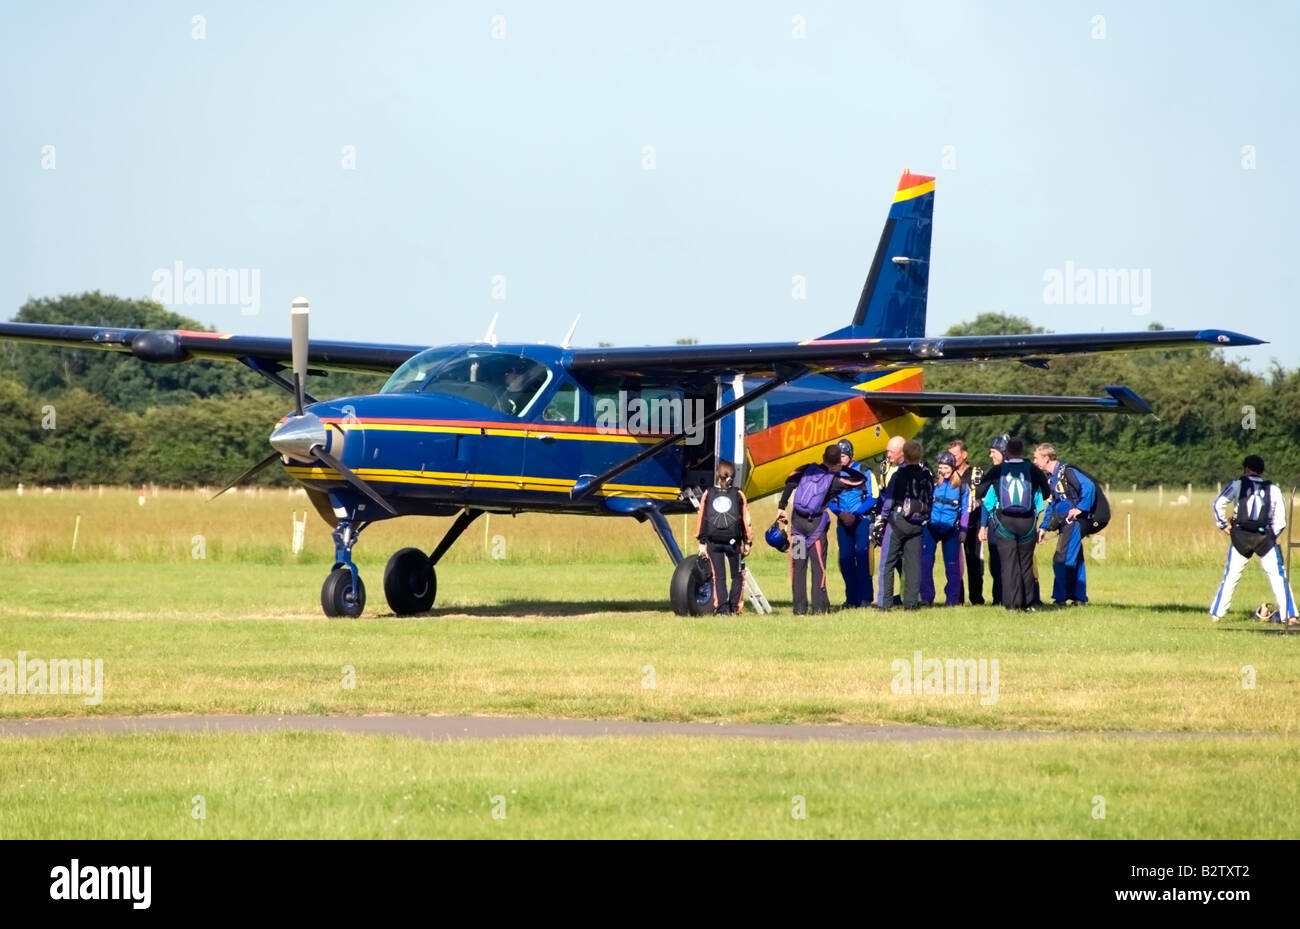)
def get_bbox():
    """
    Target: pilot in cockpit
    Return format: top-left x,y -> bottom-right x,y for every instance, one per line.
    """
500,361 -> 546,416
